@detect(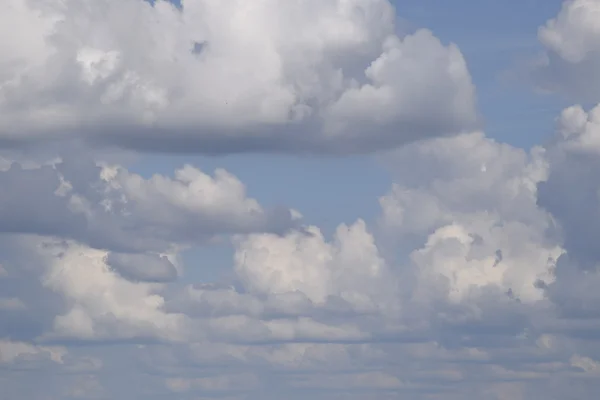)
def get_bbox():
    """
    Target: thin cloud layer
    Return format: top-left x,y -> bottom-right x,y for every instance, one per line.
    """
0,0 -> 477,154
